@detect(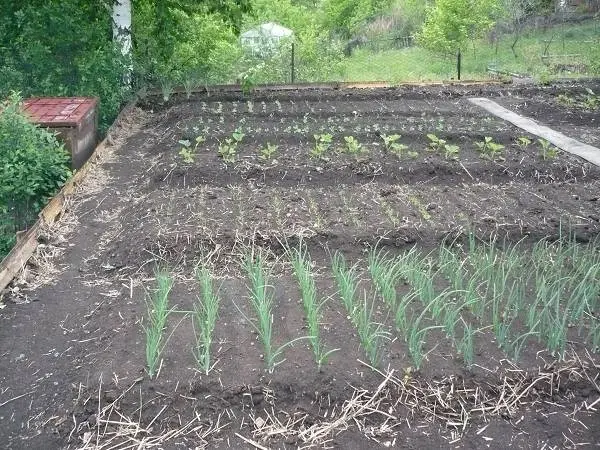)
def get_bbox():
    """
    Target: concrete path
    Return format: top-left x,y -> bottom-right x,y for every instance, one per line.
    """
469,97 -> 600,167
